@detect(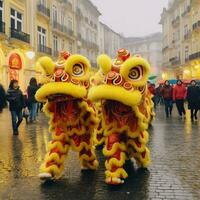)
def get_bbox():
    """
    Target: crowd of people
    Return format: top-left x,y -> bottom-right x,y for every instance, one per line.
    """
148,80 -> 200,121
1,78 -> 200,135
0,78 -> 42,135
